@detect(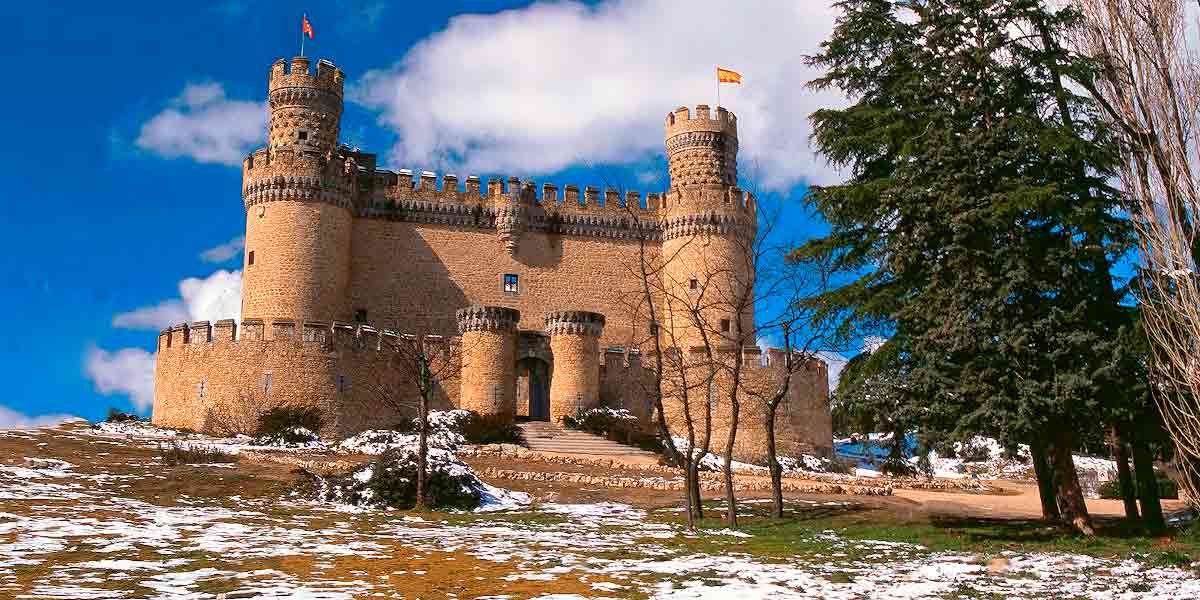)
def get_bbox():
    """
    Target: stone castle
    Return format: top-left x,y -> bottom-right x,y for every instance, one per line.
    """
151,56 -> 833,460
